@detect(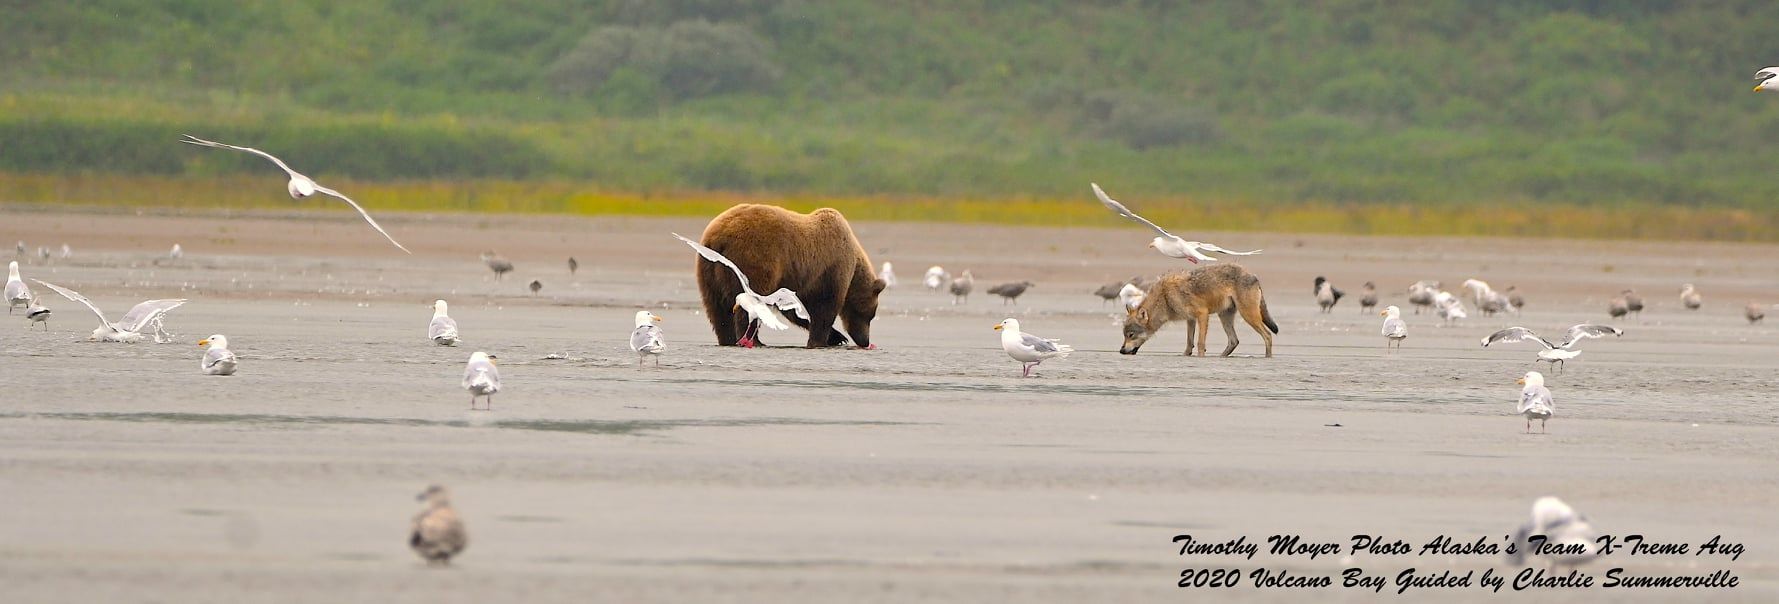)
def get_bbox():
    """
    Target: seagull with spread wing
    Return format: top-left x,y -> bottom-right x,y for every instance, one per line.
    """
1481,324 -> 1623,373
178,134 -> 410,253
673,233 -> 811,348
32,280 -> 186,343
1091,183 -> 1260,263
